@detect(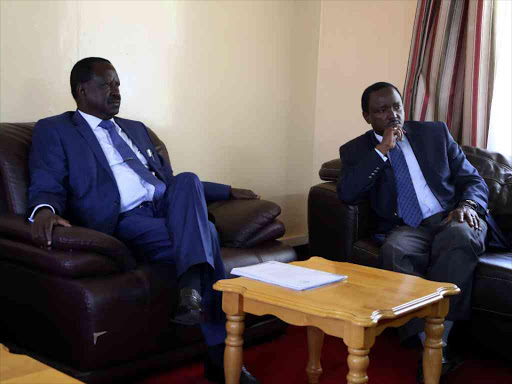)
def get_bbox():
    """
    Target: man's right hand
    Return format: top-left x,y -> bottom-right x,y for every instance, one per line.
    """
31,208 -> 71,250
375,125 -> 405,156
